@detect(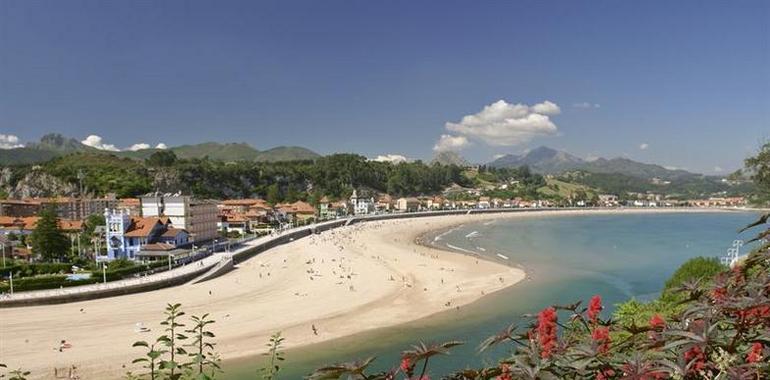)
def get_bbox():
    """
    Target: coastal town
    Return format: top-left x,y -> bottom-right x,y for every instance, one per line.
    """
0,189 -> 748,265
2,1 -> 769,379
